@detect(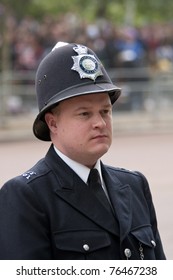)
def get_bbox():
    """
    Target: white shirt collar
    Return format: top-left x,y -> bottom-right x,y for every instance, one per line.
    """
53,145 -> 103,184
